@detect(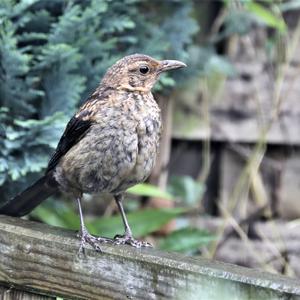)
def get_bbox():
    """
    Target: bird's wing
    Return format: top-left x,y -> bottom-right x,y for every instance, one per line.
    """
46,113 -> 93,173
46,92 -> 109,173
